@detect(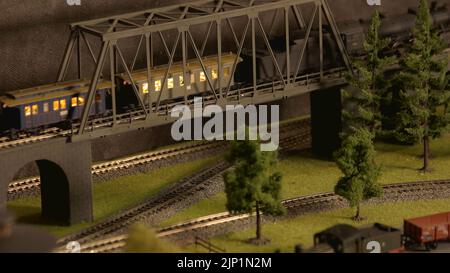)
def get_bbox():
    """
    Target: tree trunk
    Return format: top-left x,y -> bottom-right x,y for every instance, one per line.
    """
422,135 -> 430,172
256,202 -> 262,241
355,204 -> 361,220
